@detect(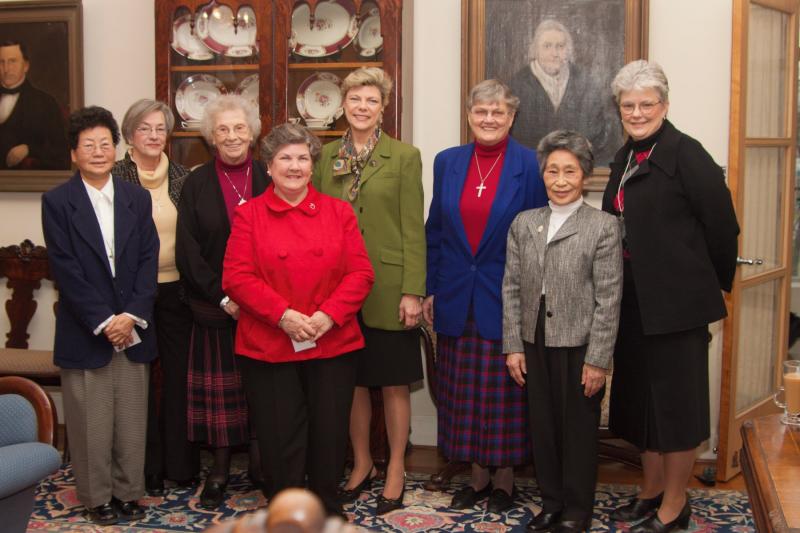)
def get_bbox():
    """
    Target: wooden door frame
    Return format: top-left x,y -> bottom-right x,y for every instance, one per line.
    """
718,0 -> 799,481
